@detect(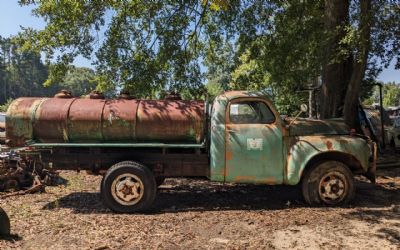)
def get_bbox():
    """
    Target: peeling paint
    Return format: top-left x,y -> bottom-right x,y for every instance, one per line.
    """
326,140 -> 333,150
